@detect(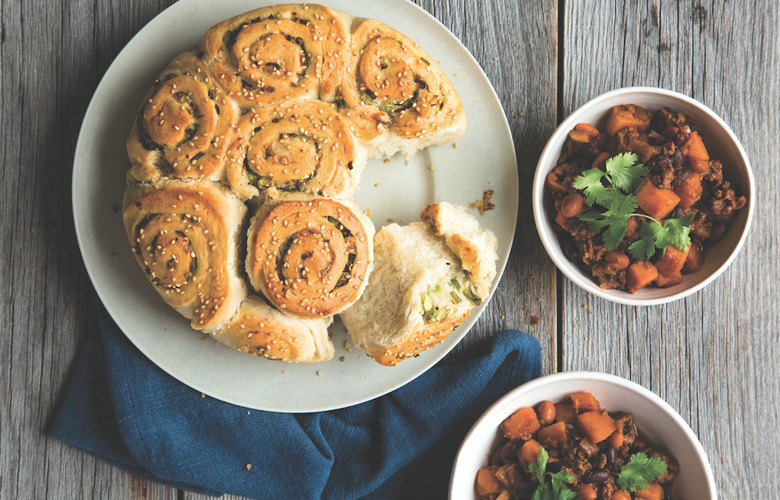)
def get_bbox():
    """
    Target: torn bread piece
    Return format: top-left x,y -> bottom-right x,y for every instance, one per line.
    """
340,204 -> 498,366
421,202 -> 498,298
